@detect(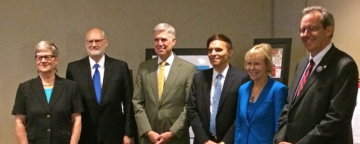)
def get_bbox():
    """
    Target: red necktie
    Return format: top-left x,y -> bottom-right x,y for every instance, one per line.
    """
295,59 -> 315,97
